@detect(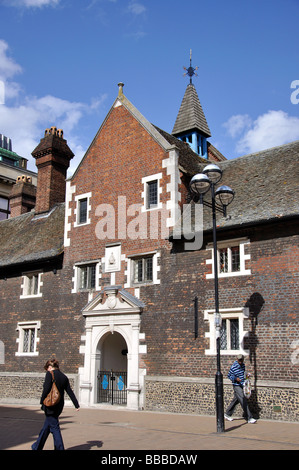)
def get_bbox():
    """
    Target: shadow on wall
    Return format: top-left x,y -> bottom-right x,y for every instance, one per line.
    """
244,292 -> 265,418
